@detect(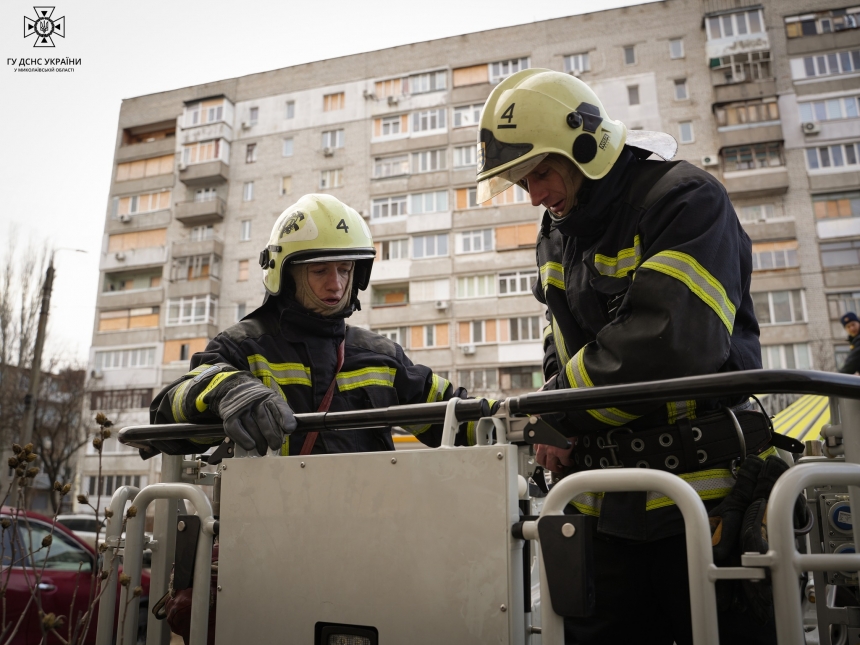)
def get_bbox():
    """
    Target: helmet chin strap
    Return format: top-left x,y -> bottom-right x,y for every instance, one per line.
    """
288,264 -> 354,316
542,156 -> 582,222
